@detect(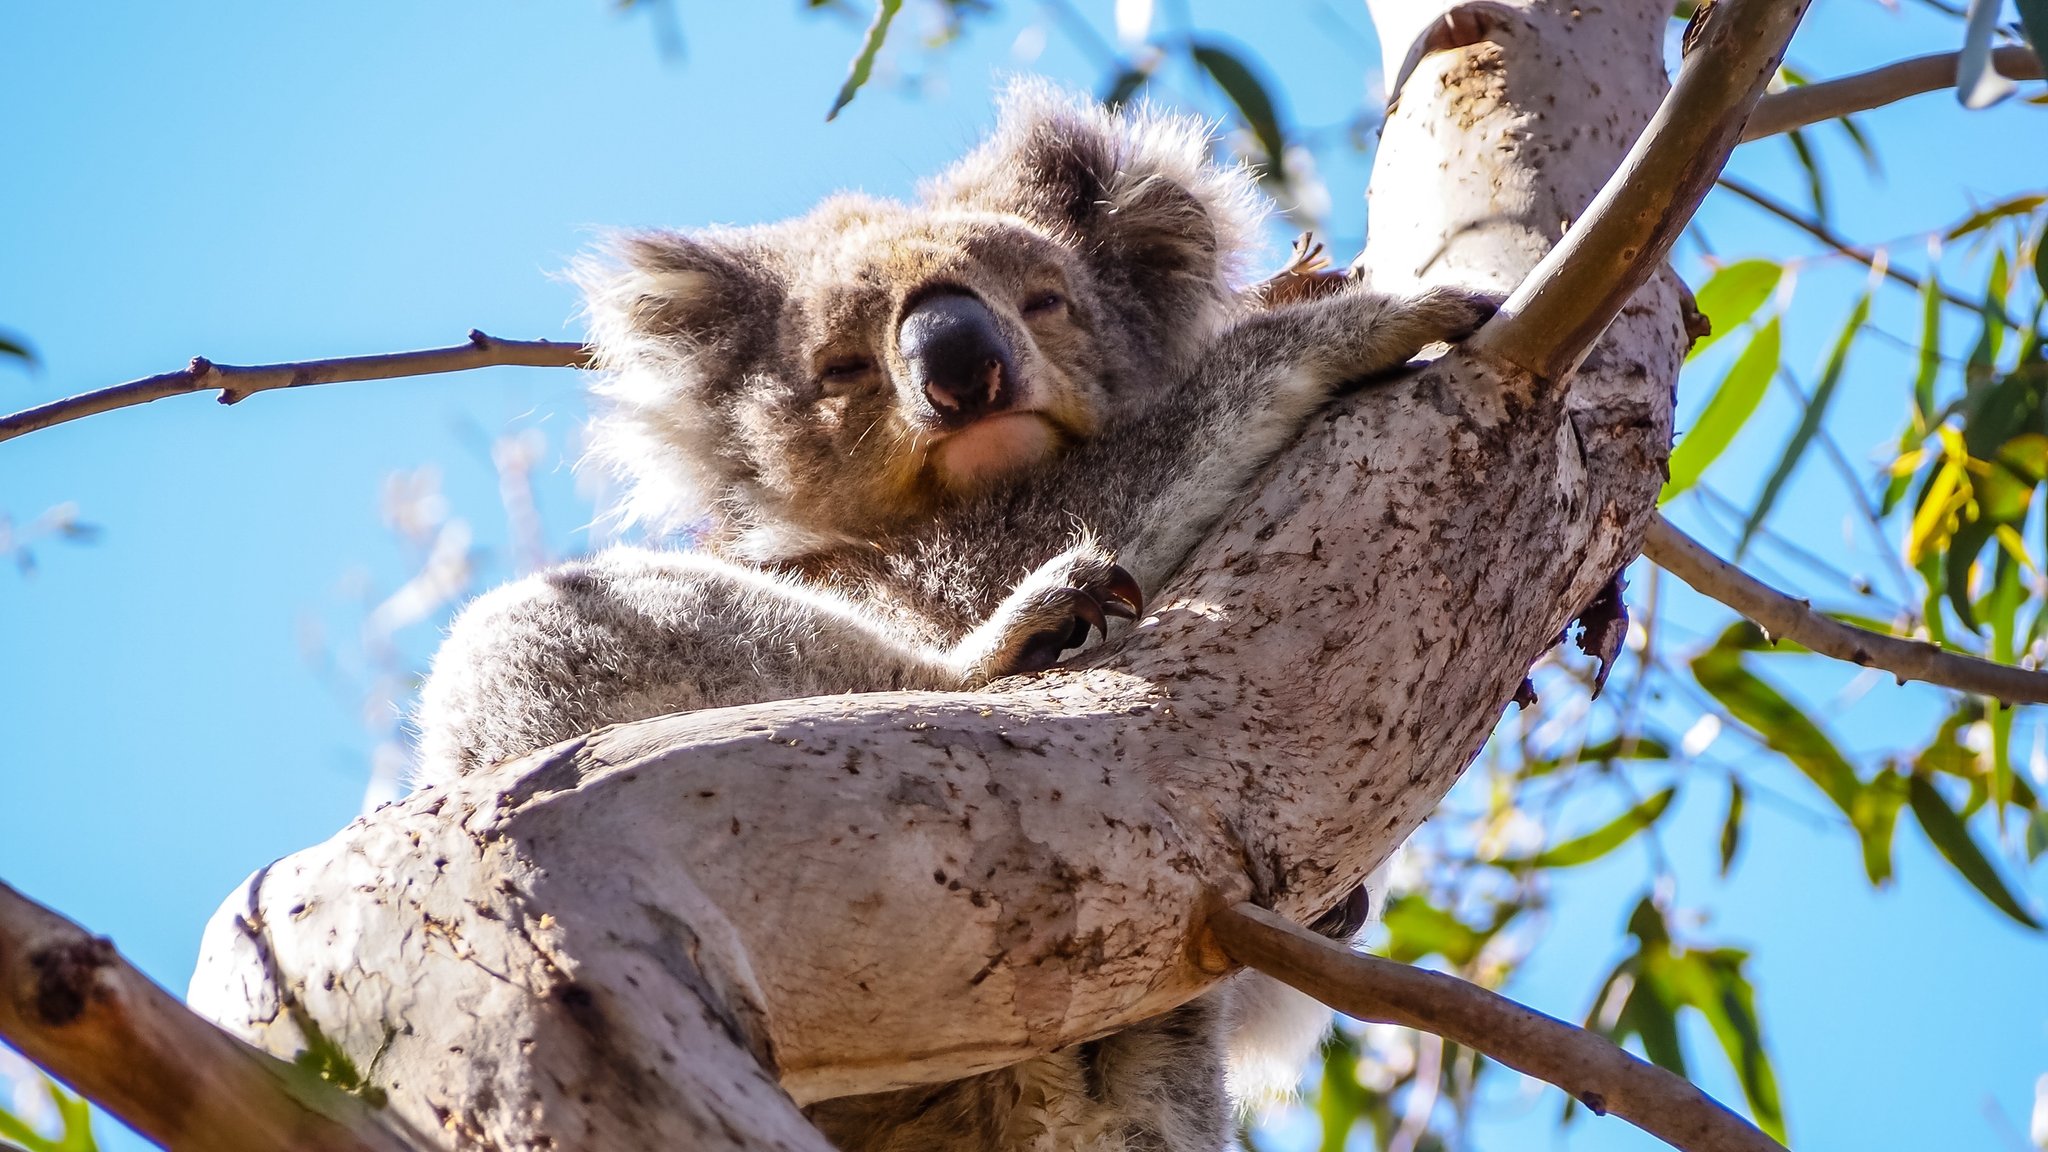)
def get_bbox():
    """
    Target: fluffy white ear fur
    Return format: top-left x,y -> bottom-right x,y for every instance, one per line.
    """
1225,858 -> 1394,1109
